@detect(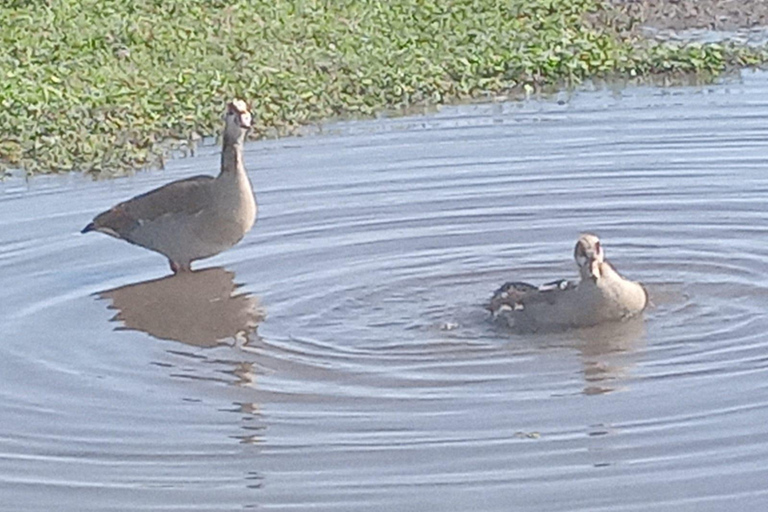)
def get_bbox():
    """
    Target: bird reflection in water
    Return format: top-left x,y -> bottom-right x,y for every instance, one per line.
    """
99,267 -> 266,445
99,267 -> 265,347
573,316 -> 646,395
